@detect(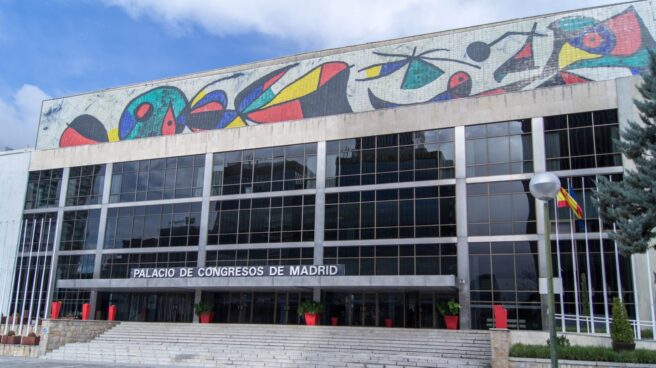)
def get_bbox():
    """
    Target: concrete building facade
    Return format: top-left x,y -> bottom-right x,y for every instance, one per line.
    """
3,0 -> 656,334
